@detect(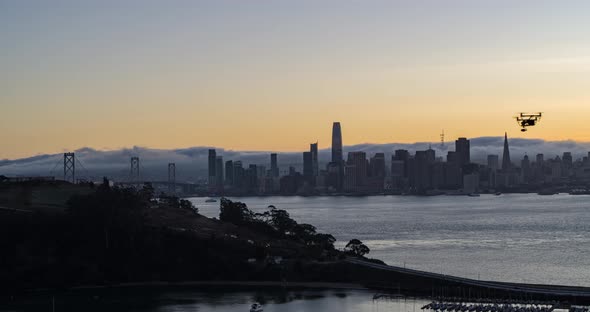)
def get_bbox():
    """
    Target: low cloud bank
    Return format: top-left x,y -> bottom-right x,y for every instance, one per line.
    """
2,137 -> 590,182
